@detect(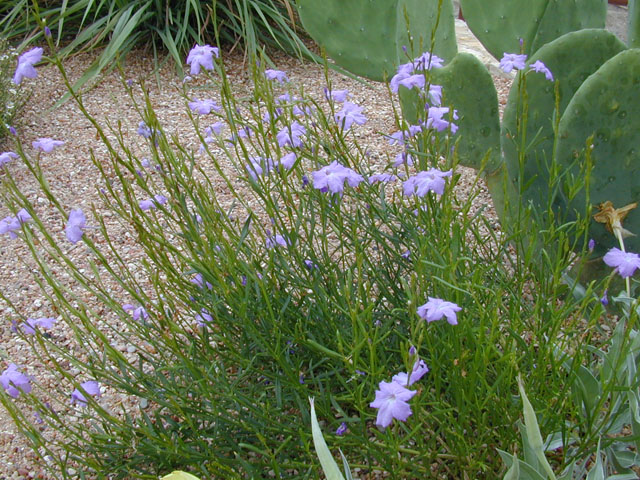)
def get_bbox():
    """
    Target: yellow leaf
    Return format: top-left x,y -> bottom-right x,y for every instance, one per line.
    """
160,471 -> 201,480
